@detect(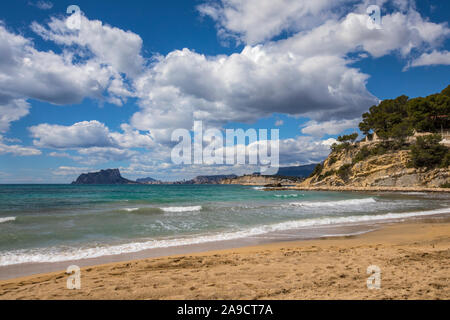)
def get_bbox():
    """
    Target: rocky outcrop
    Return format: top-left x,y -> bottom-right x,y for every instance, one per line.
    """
221,174 -> 301,185
301,143 -> 450,188
135,175 -> 238,185
187,175 -> 237,184
136,177 -> 163,184
72,169 -> 137,185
